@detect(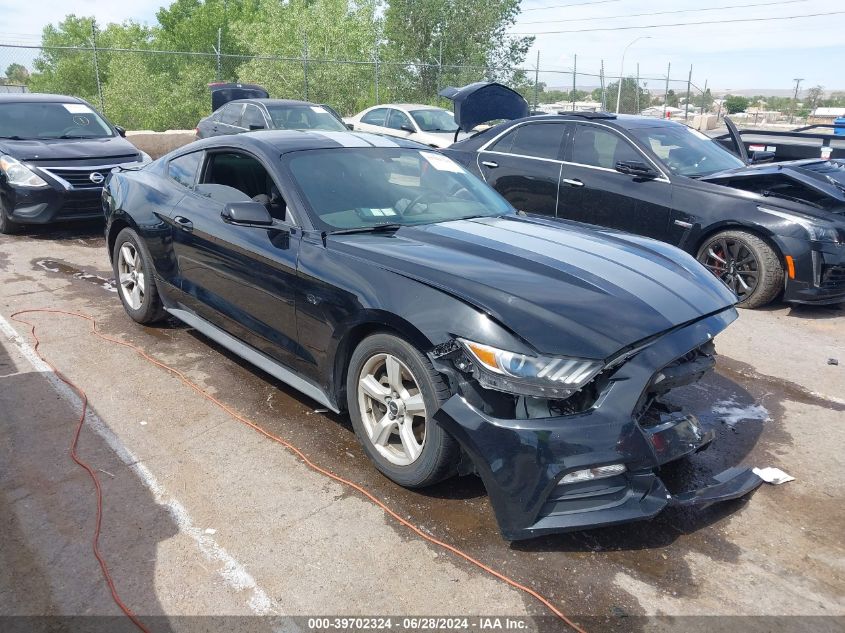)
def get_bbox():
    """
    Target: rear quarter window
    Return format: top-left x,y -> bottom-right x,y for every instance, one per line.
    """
168,151 -> 203,188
